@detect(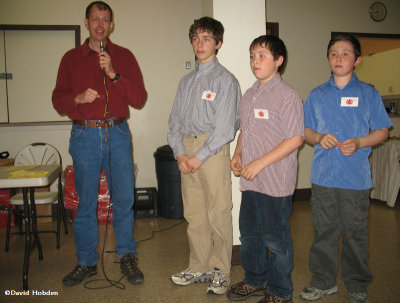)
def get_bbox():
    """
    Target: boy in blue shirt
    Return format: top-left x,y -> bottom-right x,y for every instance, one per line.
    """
300,33 -> 391,303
